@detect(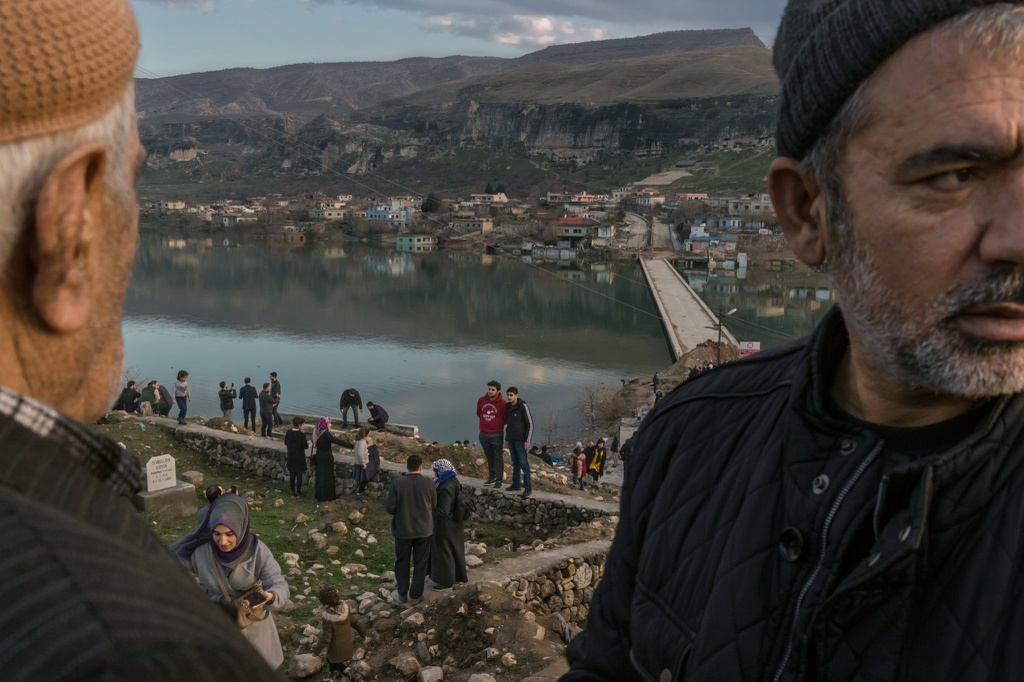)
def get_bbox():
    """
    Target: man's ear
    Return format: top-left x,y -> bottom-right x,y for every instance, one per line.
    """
768,157 -> 829,267
31,144 -> 108,333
